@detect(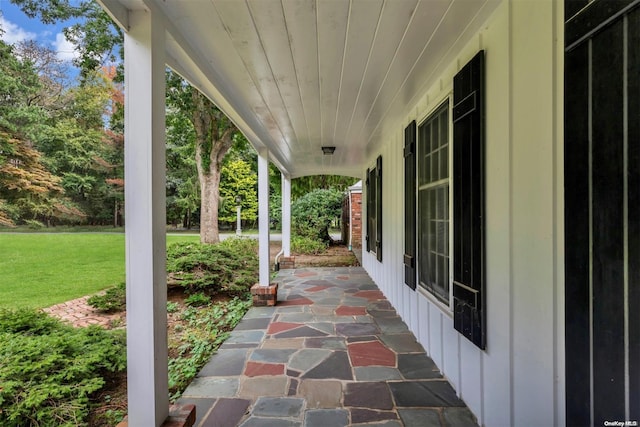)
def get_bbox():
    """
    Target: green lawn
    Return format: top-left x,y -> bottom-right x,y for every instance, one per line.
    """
0,233 -> 200,309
